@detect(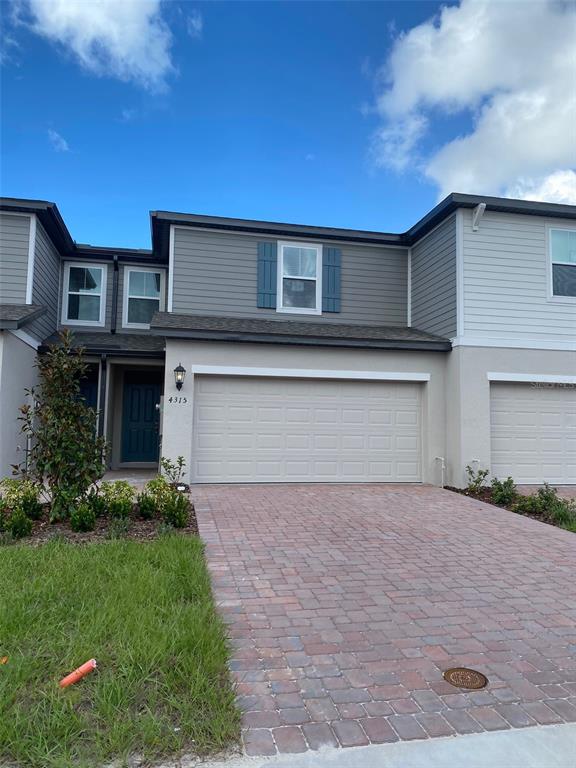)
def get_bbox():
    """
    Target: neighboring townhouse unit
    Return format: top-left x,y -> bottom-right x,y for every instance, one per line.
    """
0,194 -> 574,487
